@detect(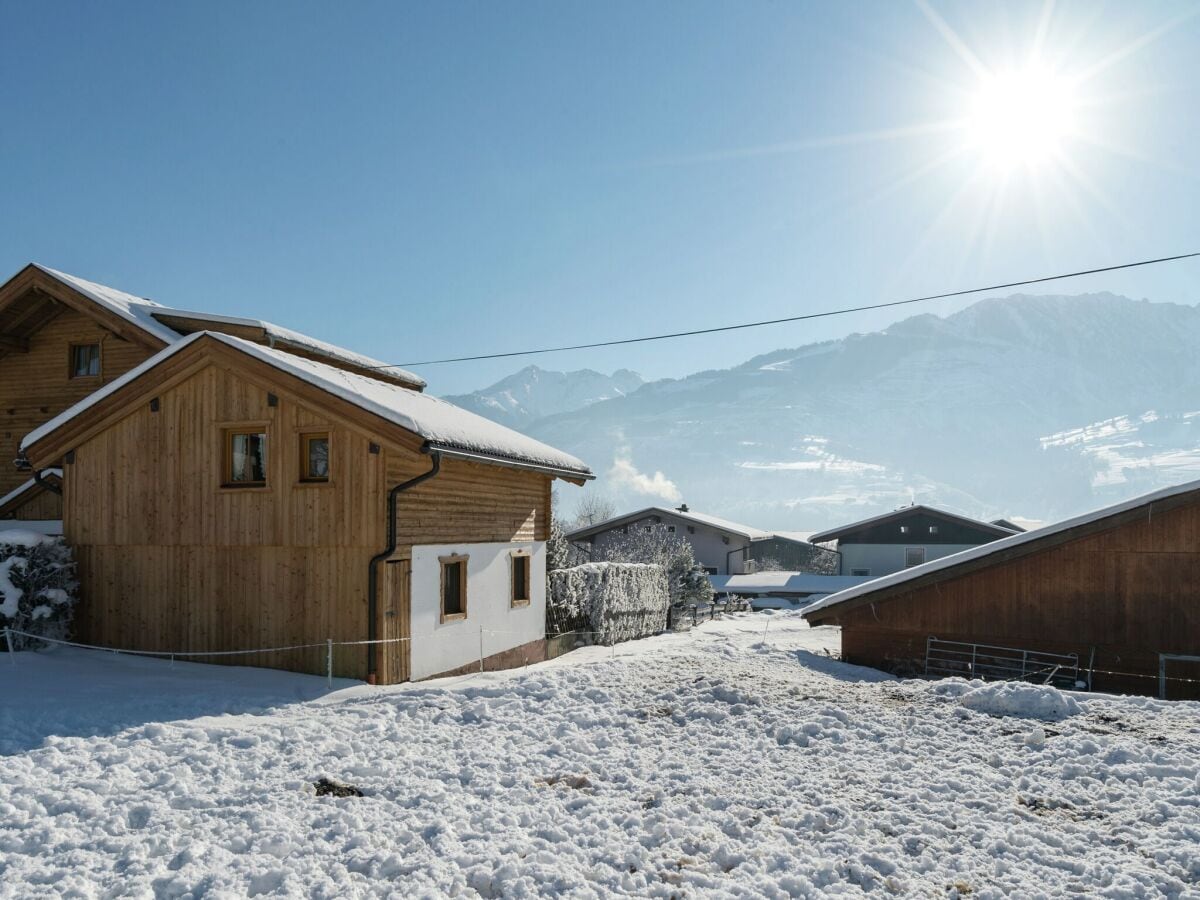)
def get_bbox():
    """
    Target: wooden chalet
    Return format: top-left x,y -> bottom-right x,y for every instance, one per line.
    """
0,263 -> 427,524
804,480 -> 1200,699
19,317 -> 592,684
